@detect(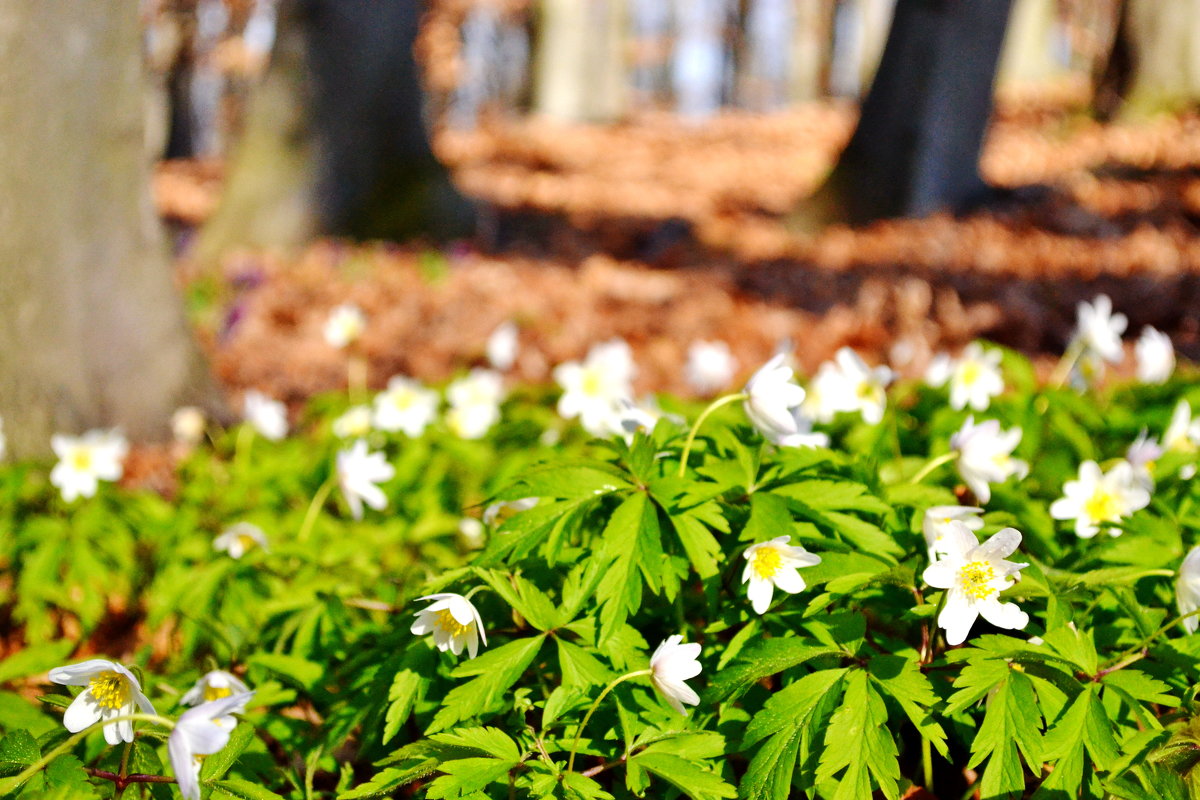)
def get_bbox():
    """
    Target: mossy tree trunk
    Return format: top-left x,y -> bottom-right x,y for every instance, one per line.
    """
0,0 -> 221,460
195,0 -> 475,265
